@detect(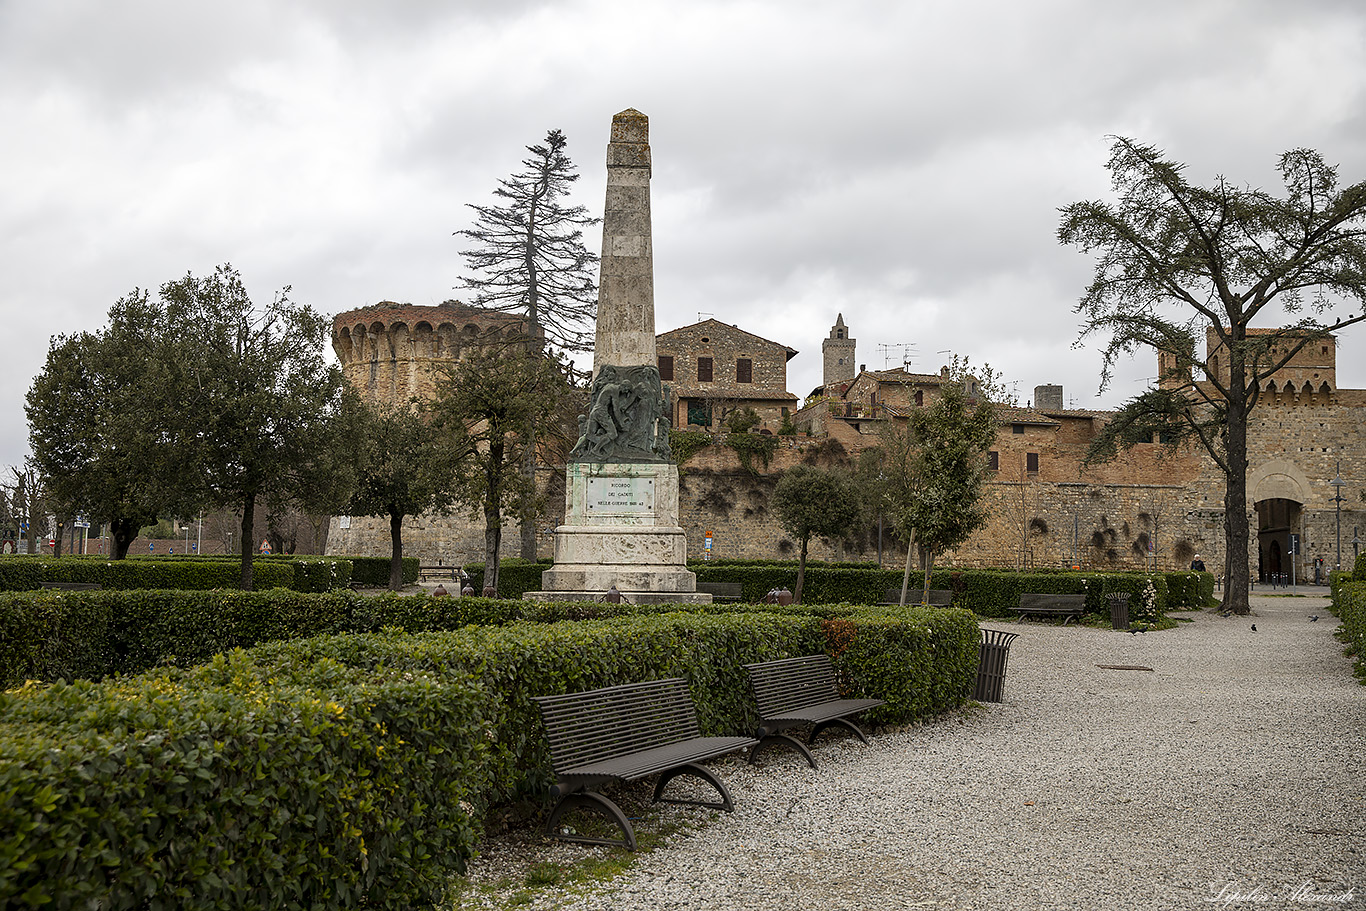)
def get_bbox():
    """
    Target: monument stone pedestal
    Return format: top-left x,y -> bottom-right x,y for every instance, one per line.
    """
525,462 -> 711,603
525,108 -> 709,605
